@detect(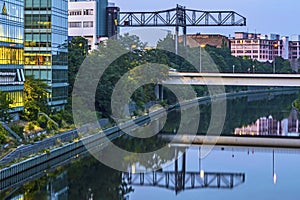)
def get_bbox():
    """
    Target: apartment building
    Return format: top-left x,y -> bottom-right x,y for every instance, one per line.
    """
68,0 -> 108,50
230,32 -> 286,62
24,0 -> 69,109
